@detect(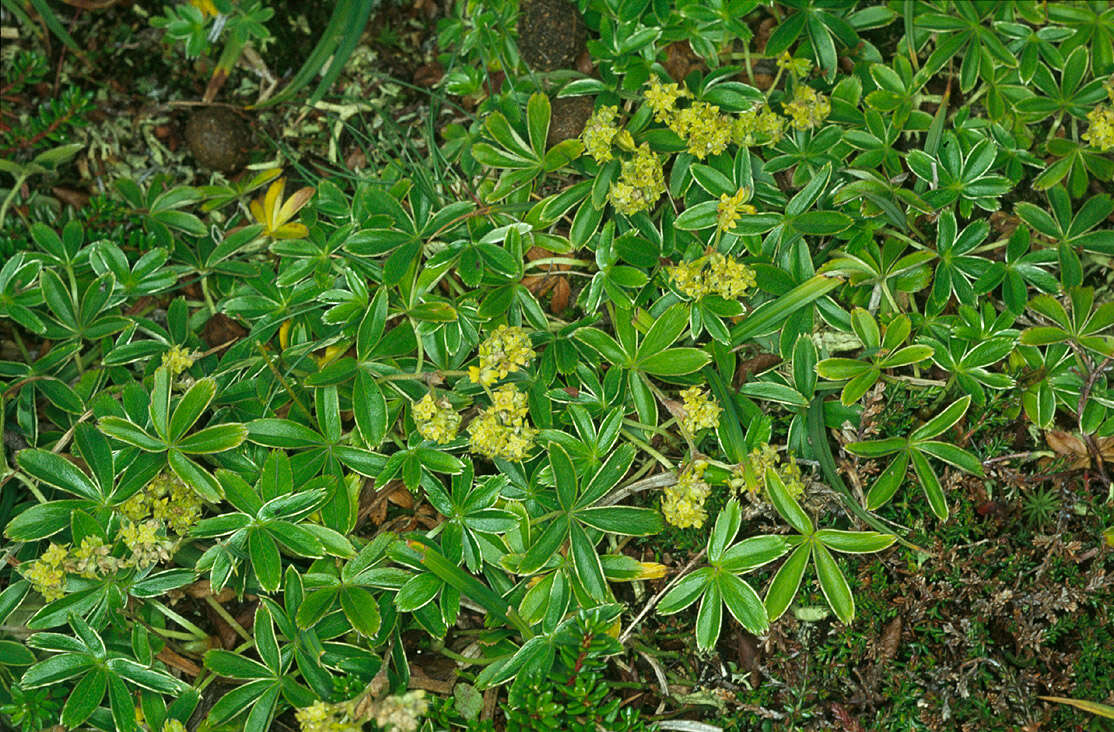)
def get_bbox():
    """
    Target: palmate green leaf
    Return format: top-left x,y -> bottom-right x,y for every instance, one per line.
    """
708,499 -> 742,563
526,92 -> 550,157
815,529 -> 896,554
916,440 -> 984,475
340,586 -> 381,637
637,303 -> 689,359
578,443 -> 635,507
865,452 -> 910,510
205,650 -> 272,680
732,275 -> 842,345
353,371 -> 387,448
764,542 -> 809,622
574,498 -> 664,533
910,449 -> 948,520
550,444 -> 577,511
910,396 -> 971,441
812,542 -> 854,624
719,536 -> 791,573
175,423 -> 248,454
249,530 -> 282,593
718,572 -> 768,635
17,449 -> 100,500
168,377 -> 216,441
764,469 -> 813,535
106,657 -> 186,693
638,347 -> 710,376
61,668 -> 106,728
247,418 -> 324,448
21,652 -> 94,687
657,567 -> 714,615
570,522 -> 607,602
695,581 -> 723,651
519,517 -> 569,575
394,572 -> 441,612
98,417 -> 164,451
168,450 -> 222,503
109,673 -> 137,732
